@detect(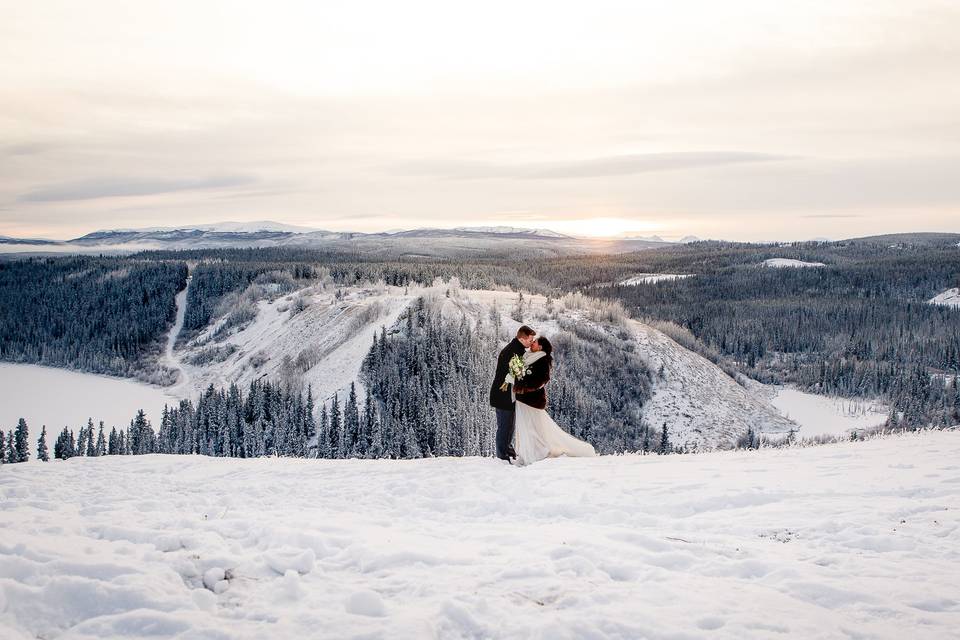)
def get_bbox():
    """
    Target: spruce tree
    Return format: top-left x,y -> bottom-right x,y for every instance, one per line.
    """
85,419 -> 96,457
6,431 -> 16,463
14,418 -> 29,462
75,422 -> 87,457
659,422 -> 670,455
37,426 -> 49,462
329,396 -> 343,459
363,388 -> 378,457
305,386 -> 316,443
95,423 -> 106,456
345,383 -> 360,456
318,404 -> 330,458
